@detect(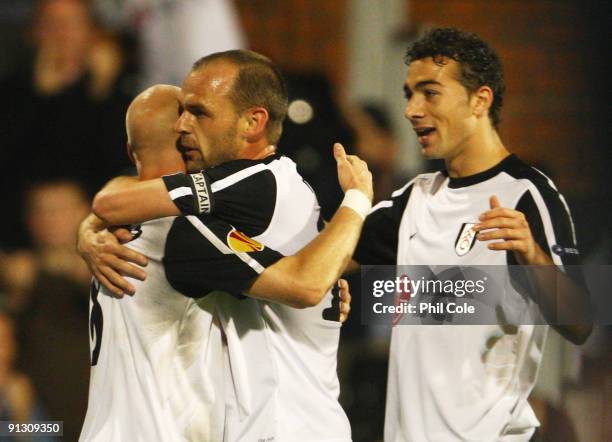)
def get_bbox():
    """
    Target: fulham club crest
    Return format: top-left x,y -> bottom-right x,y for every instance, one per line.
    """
455,223 -> 477,256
